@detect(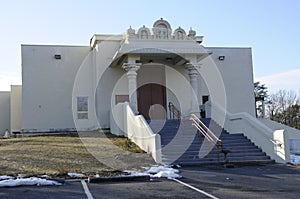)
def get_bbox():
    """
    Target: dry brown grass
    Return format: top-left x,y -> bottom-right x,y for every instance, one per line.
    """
104,133 -> 144,153
0,132 -> 150,177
